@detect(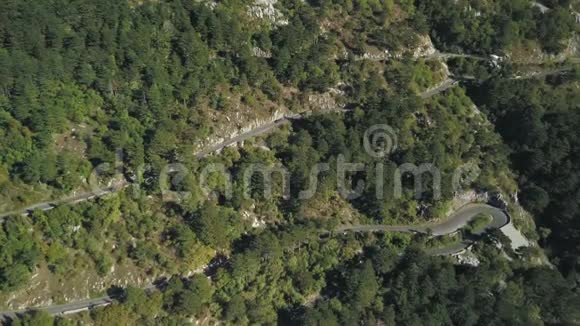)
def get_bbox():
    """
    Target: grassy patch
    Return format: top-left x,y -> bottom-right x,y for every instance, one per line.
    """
425,232 -> 462,249
465,213 -> 492,234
